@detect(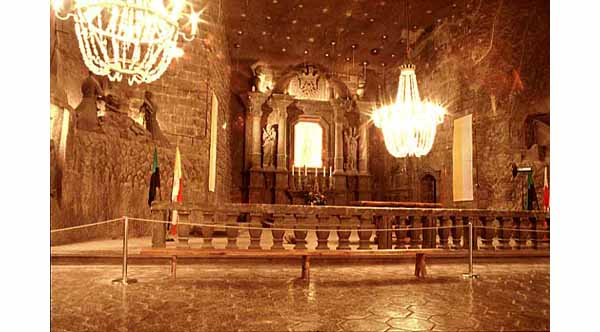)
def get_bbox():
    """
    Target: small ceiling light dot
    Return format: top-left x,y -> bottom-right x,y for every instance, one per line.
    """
453,3 -> 457,7
345,10 -> 352,17
298,4 -> 303,8
413,25 -> 417,30
324,52 -> 330,57
241,13 -> 246,18
426,10 -> 432,14
369,18 -> 375,23
380,1 -> 386,5
286,36 -> 291,40
292,19 -> 298,24
391,53 -> 396,58
437,18 -> 442,23
364,12 -> 369,17
330,41 -> 337,46
322,8 -> 329,13
273,0 -> 278,3
361,31 -> 365,36
381,62 -> 386,67
234,43 -> 240,48
315,23 -> 322,28
338,27 -> 345,32
261,31 -> 267,36
382,34 -> 388,40
282,48 -> 287,52
266,16 -> 271,20
308,37 -> 315,43
351,44 -> 358,49
337,53 -> 342,57
345,57 -> 351,62
370,48 -> 380,55
362,60 -> 369,66
304,49 -> 309,55
236,30 -> 243,35
258,45 -> 264,50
